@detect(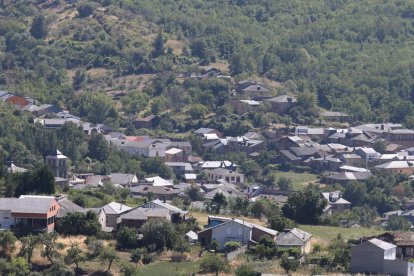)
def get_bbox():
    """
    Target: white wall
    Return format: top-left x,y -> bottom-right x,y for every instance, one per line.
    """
0,210 -> 13,229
